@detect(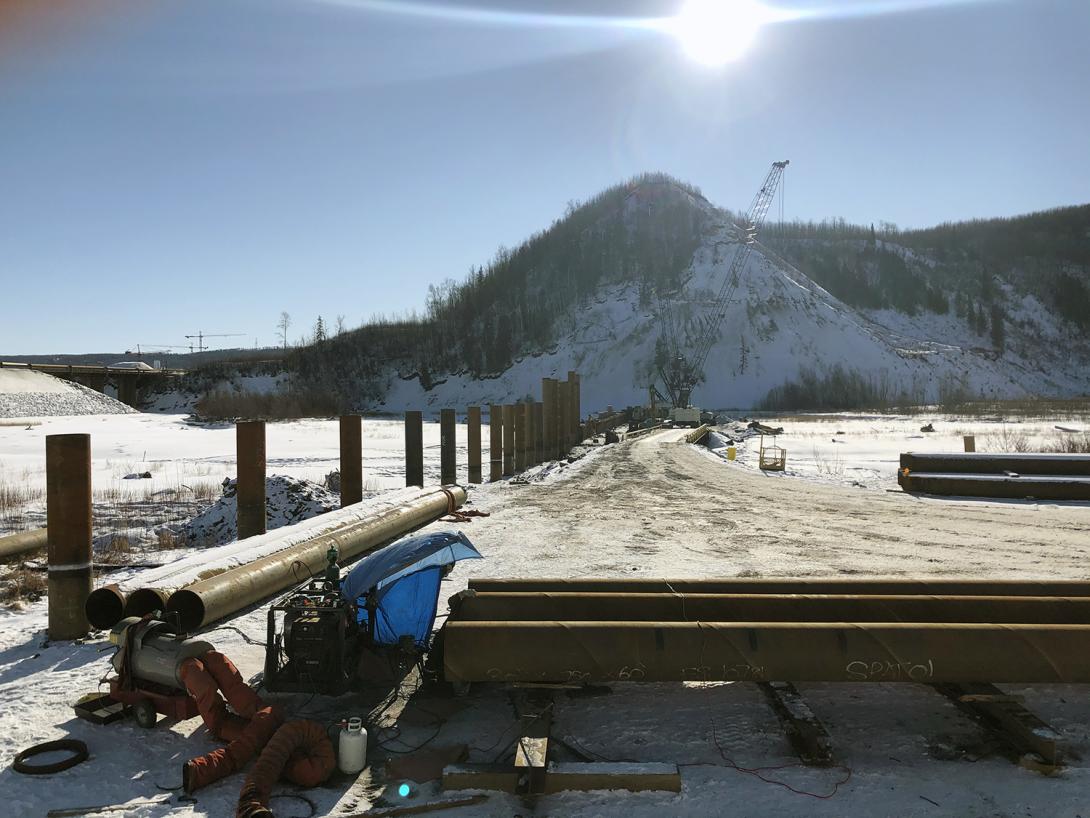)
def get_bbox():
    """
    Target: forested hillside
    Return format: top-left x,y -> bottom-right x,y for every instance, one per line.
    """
285,177 -> 1090,411
290,173 -> 713,401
